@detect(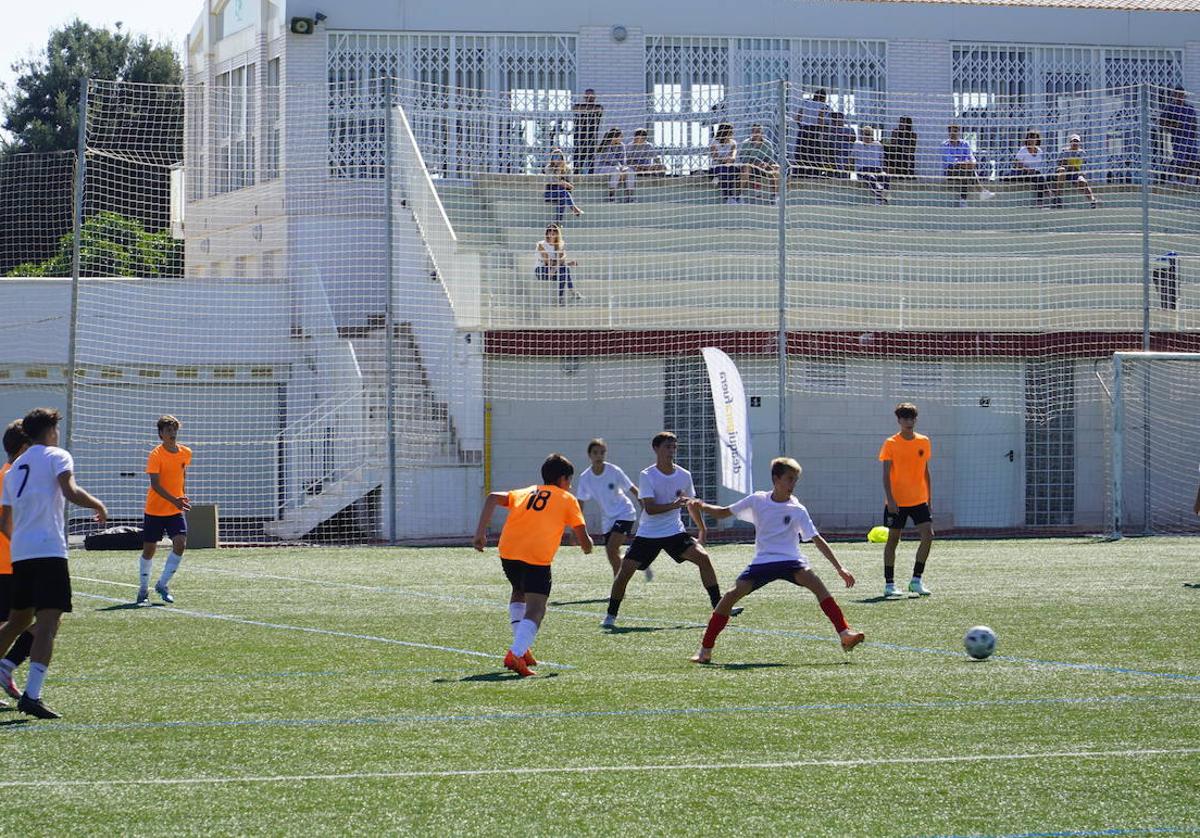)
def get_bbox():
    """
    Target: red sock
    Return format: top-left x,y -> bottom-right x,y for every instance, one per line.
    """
701,612 -> 730,648
819,597 -> 848,634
